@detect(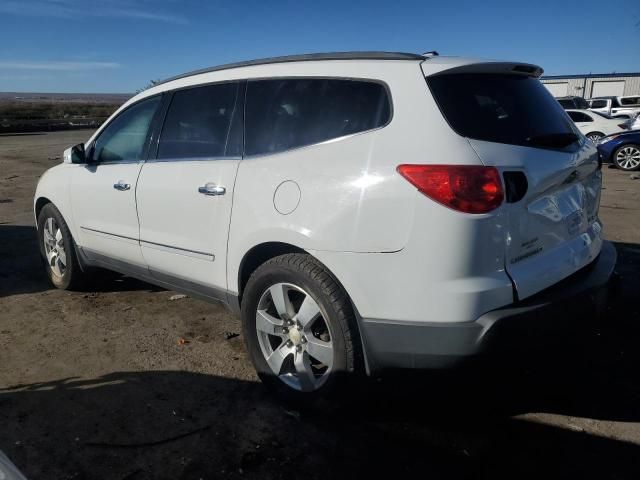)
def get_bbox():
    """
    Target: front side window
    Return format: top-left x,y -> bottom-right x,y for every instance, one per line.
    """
92,96 -> 160,162
157,82 -> 239,159
245,78 -> 391,156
